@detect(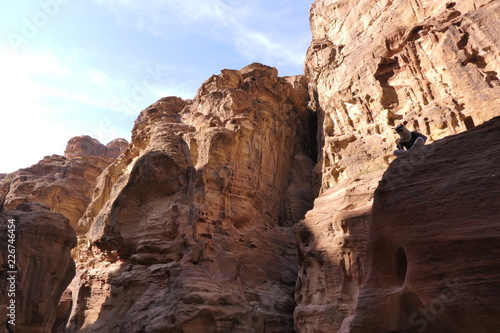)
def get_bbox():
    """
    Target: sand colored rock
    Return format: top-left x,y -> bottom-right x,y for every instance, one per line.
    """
0,137 -> 127,234
294,0 -> 500,331
0,202 -> 77,333
68,63 -> 316,332
3,0 -> 500,331
294,171 -> 383,332
64,135 -> 128,159
350,116 -> 500,333
306,0 -> 500,190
